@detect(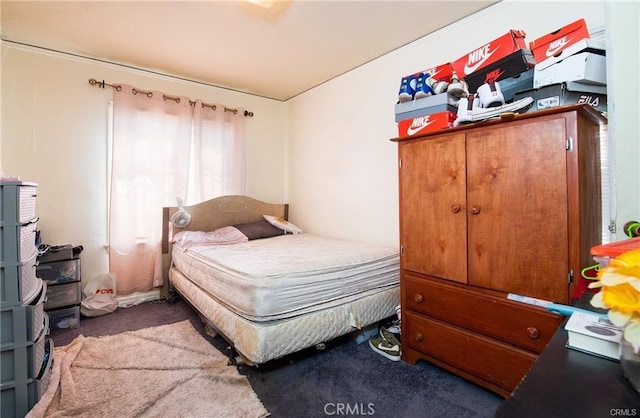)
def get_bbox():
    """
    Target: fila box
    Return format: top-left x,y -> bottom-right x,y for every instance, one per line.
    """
397,110 -> 456,138
514,82 -> 607,114
451,30 -> 528,79
529,18 -> 590,63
